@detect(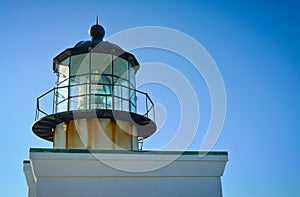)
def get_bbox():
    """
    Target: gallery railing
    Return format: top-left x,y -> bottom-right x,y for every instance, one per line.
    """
35,83 -> 155,123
